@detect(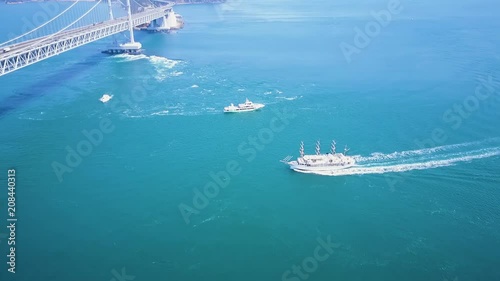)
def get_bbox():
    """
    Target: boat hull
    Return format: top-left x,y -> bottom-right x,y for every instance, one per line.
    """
289,164 -> 356,172
224,104 -> 265,113
287,161 -> 355,172
99,94 -> 113,103
101,49 -> 142,55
